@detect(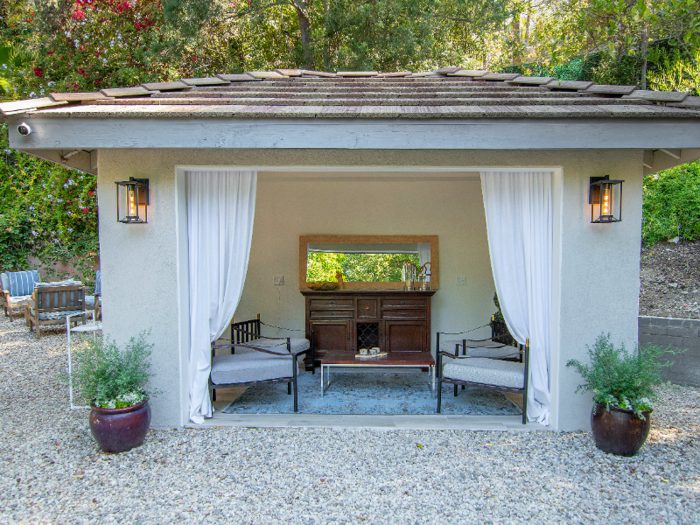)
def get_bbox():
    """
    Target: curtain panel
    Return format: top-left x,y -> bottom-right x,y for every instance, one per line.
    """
480,170 -> 553,425
186,170 -> 257,424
